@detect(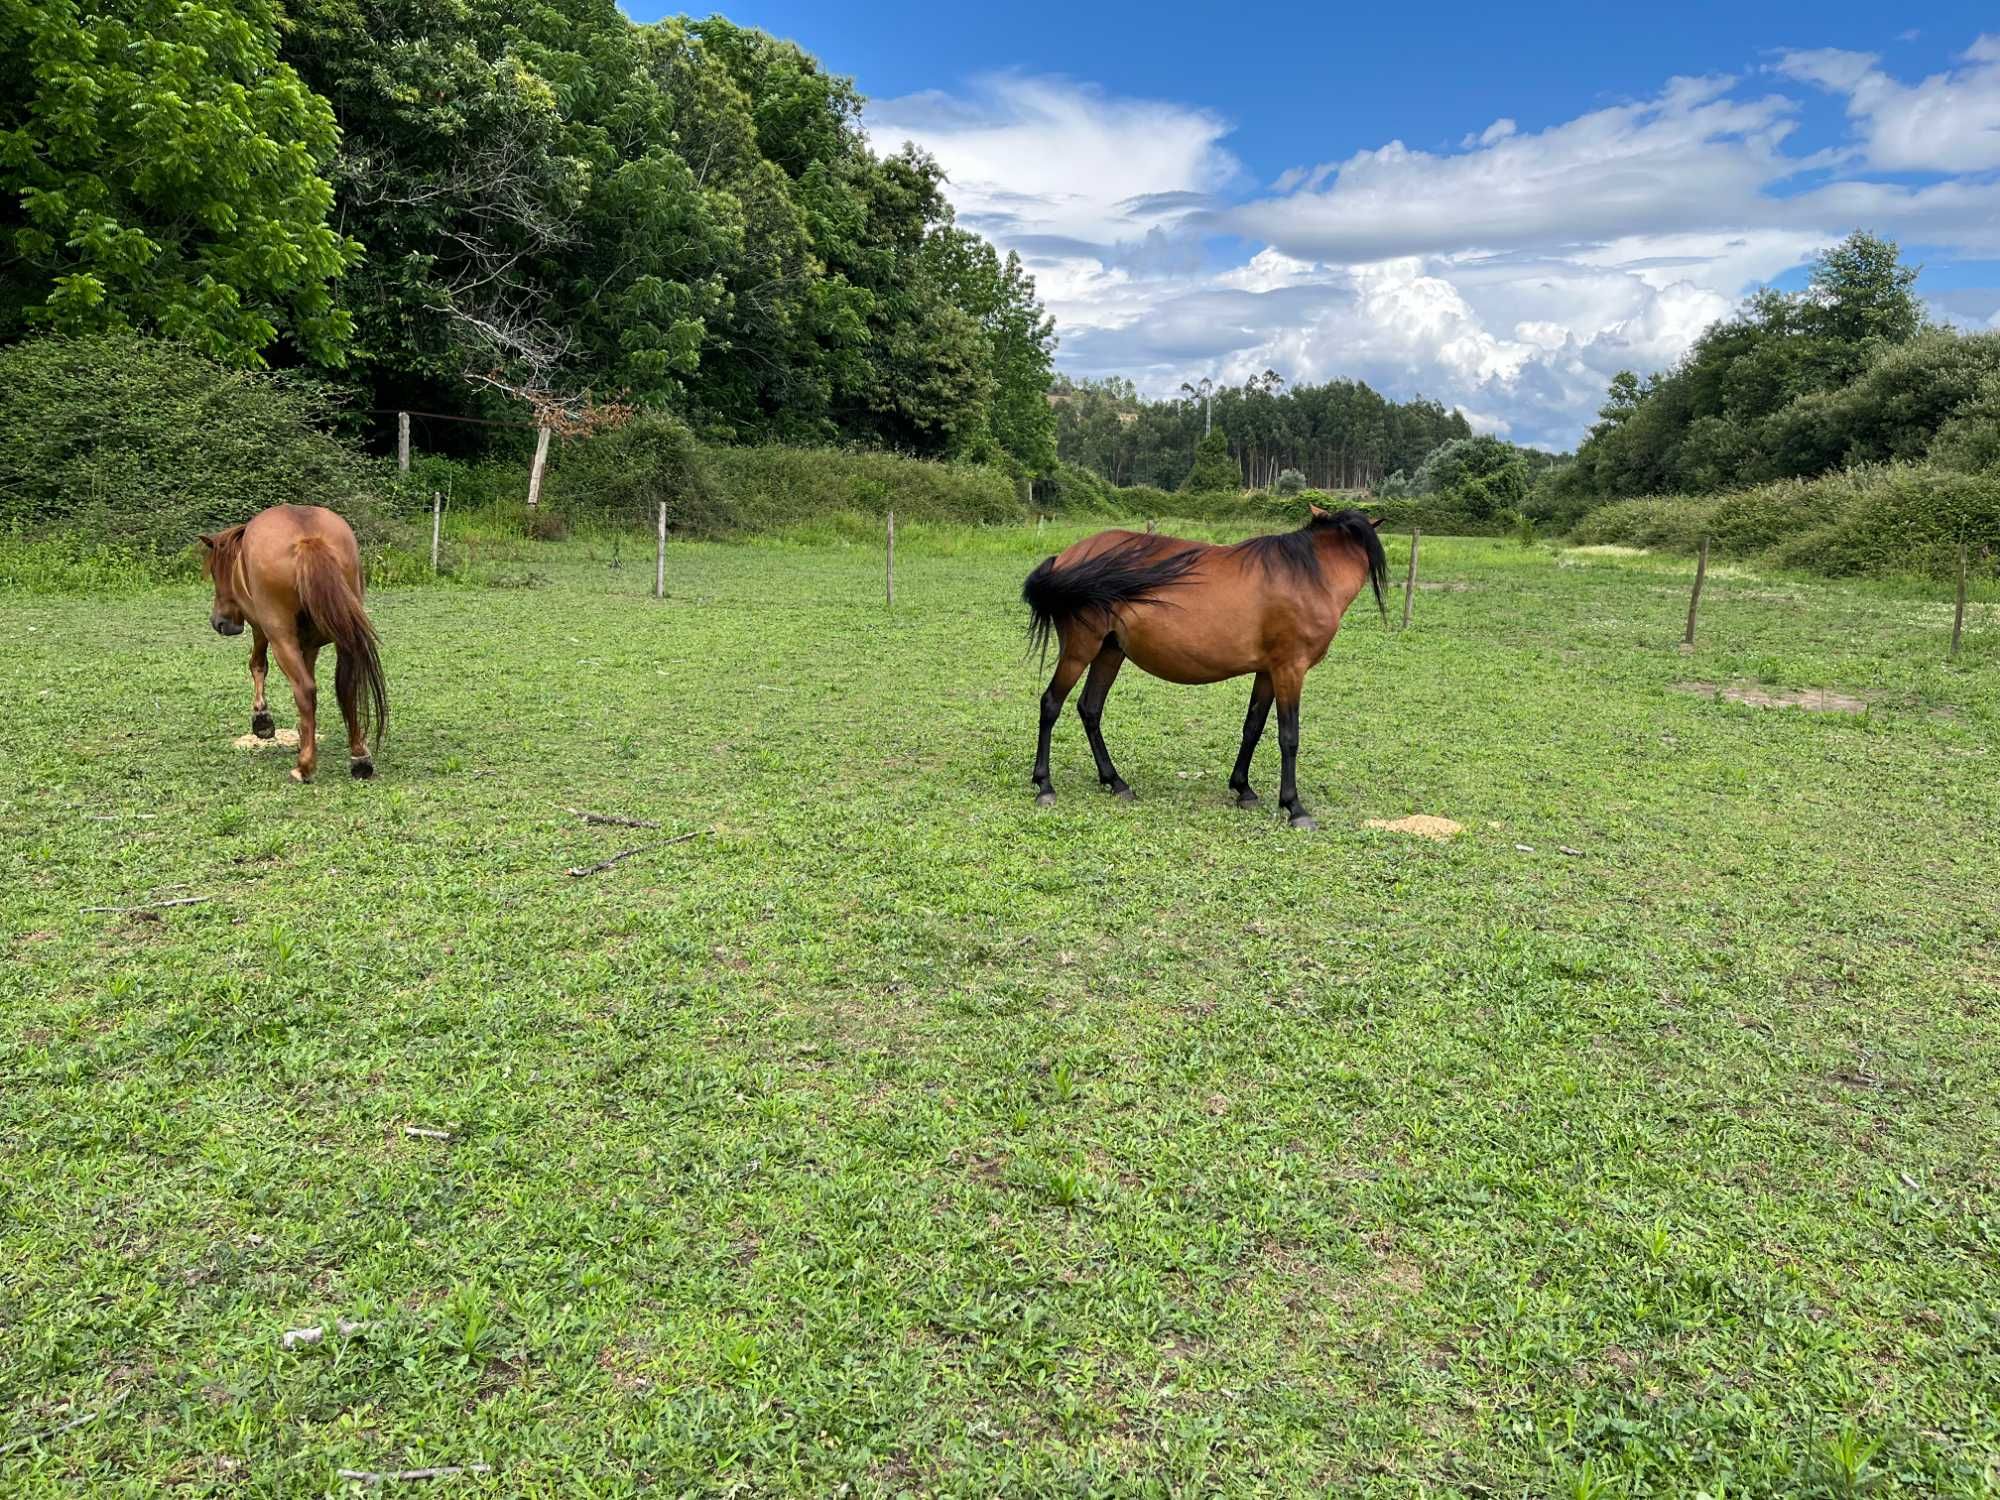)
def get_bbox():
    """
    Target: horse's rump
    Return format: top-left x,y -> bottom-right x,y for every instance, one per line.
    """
1021,536 -> 1206,662
294,534 -> 388,747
